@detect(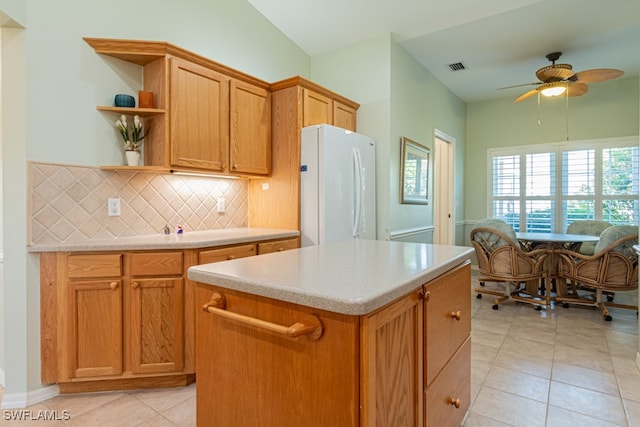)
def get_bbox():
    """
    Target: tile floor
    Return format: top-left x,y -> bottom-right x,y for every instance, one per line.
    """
1,270 -> 638,426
